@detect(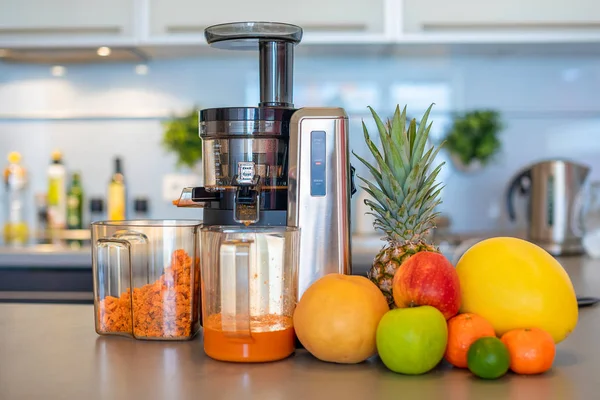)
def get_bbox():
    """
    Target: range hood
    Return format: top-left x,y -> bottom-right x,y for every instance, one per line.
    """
0,47 -> 149,64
